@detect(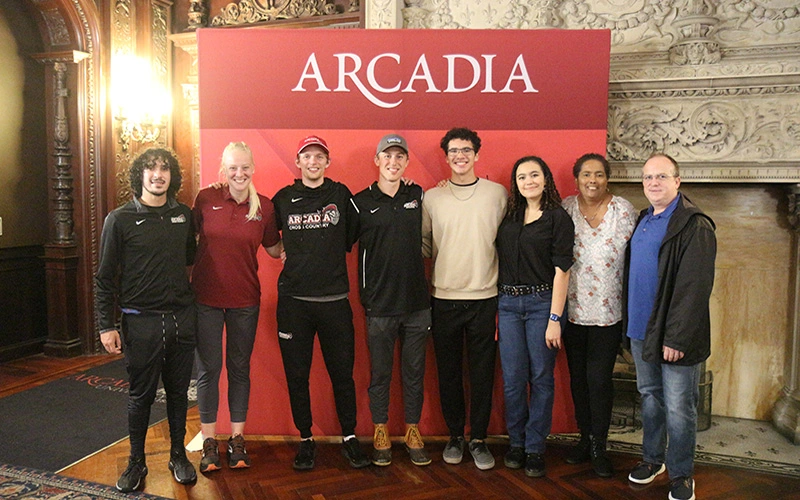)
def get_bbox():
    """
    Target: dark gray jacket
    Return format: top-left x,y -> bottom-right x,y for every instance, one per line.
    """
623,193 -> 716,365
